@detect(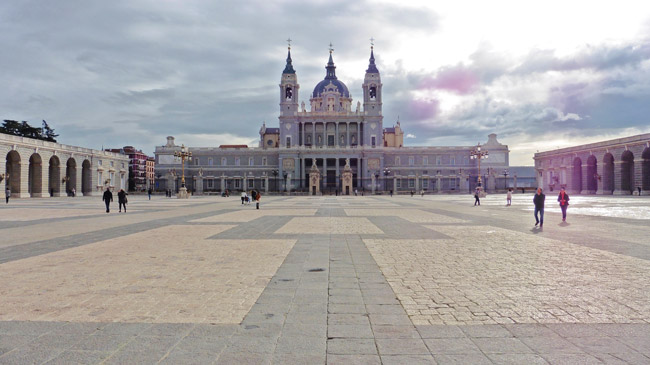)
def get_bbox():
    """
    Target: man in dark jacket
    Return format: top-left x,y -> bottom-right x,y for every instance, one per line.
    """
557,187 -> 570,222
533,187 -> 545,227
117,189 -> 128,213
102,188 -> 113,213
